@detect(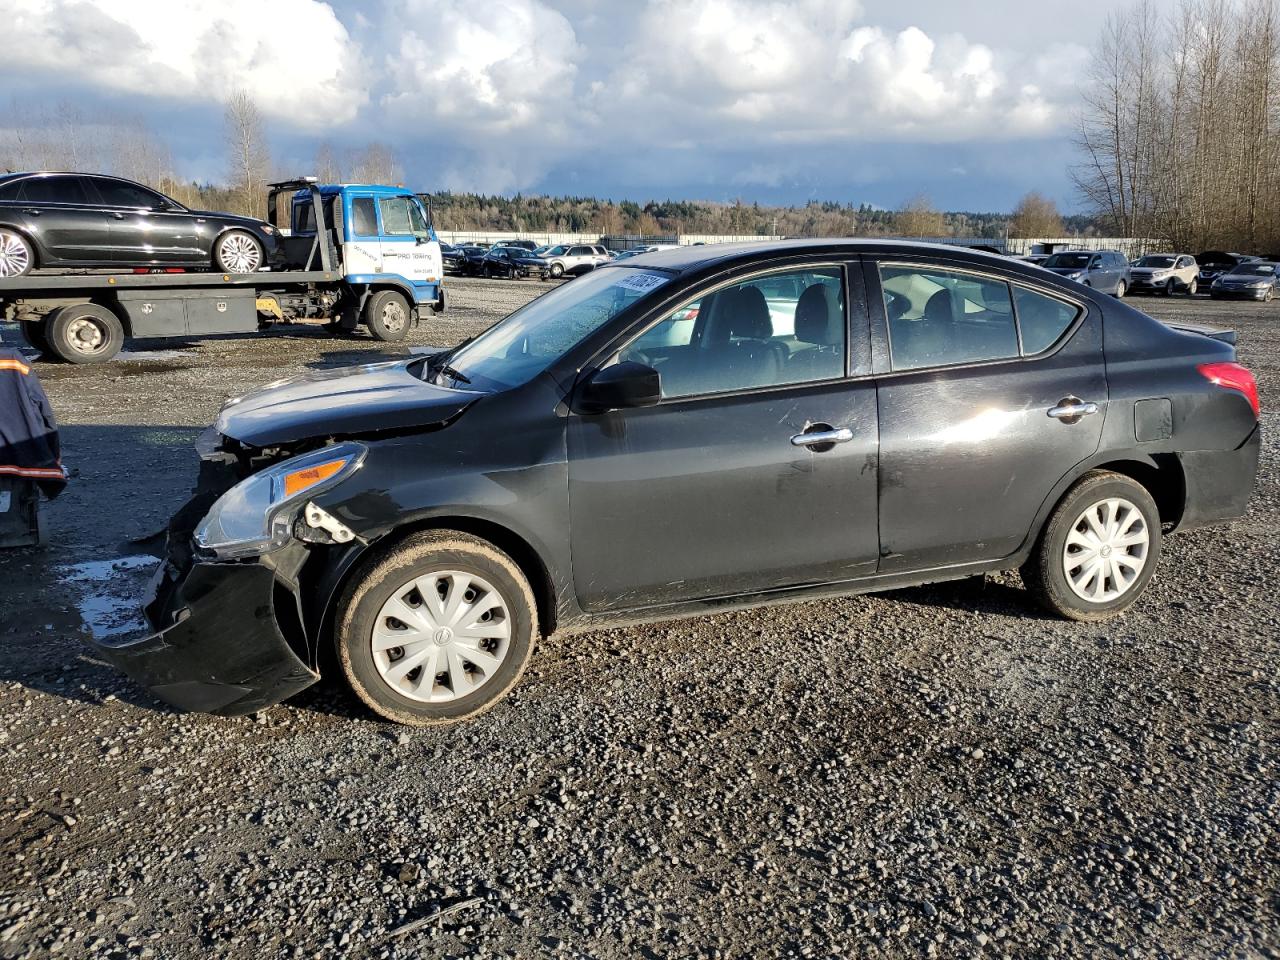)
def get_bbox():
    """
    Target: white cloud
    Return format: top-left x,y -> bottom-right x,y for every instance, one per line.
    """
3,0 -> 365,126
